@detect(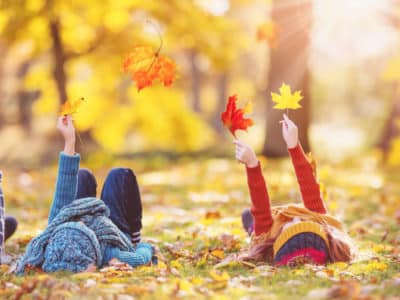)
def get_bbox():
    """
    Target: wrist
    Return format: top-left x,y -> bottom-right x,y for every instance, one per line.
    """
246,159 -> 259,168
287,141 -> 299,150
64,141 -> 76,156
286,139 -> 298,149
